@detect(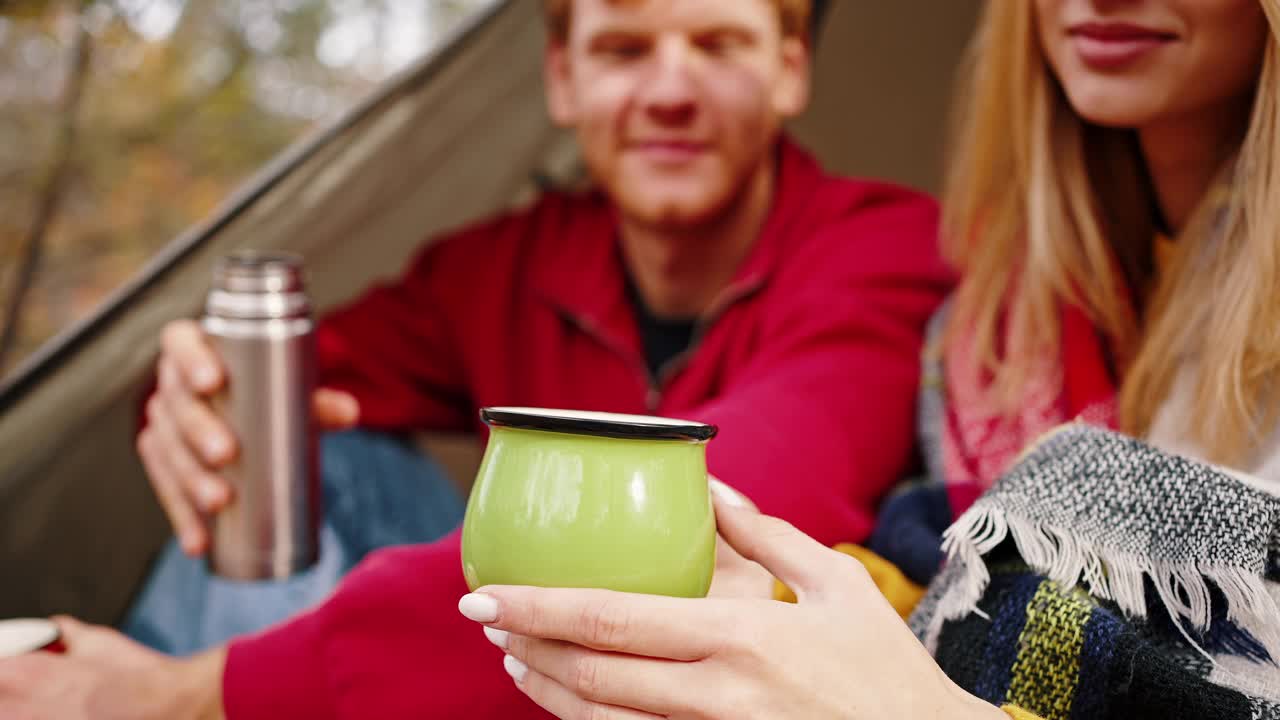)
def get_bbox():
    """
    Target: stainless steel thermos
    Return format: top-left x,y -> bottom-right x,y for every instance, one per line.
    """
202,252 -> 321,580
